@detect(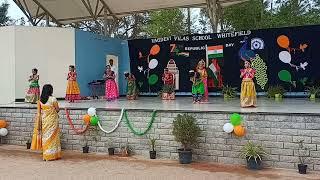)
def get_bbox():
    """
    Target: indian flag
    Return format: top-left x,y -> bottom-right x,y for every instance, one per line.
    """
206,45 -> 223,59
